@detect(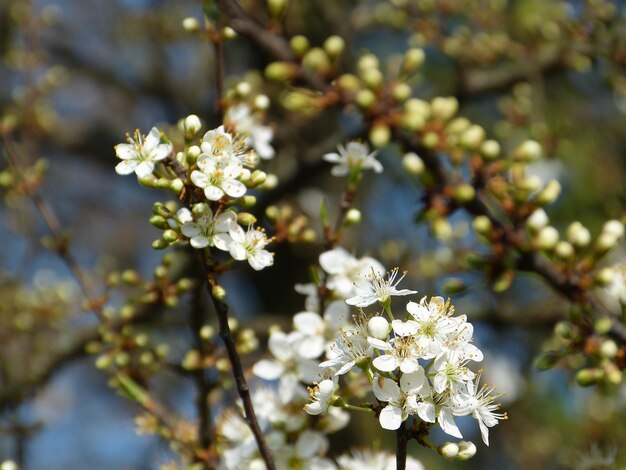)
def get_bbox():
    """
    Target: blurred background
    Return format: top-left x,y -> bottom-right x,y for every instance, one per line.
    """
1,0 -> 626,468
